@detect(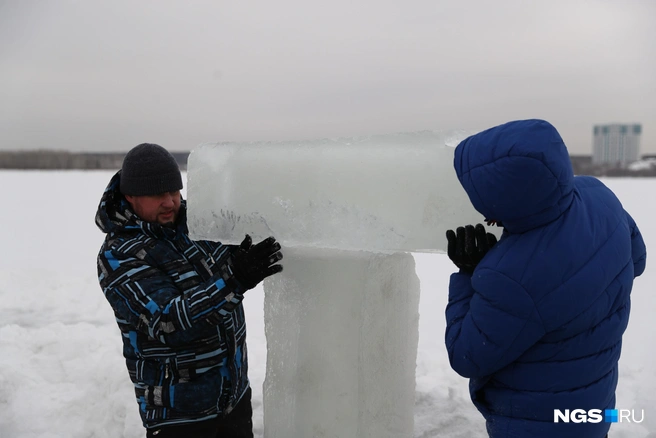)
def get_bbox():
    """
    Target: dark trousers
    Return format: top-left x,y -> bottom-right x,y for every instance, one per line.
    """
146,388 -> 253,438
